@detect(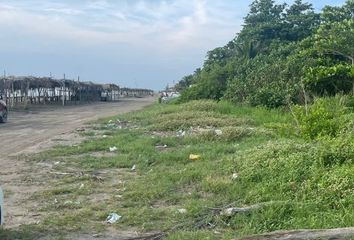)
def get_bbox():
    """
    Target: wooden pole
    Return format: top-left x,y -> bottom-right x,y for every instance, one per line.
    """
11,81 -> 14,108
62,74 -> 65,106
